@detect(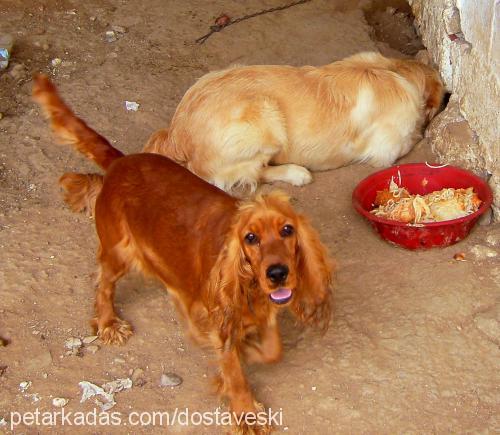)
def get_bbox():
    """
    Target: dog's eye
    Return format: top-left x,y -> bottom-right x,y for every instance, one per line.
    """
280,225 -> 294,237
244,233 -> 259,245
